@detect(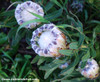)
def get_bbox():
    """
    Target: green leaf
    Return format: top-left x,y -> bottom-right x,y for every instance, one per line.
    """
37,57 -> 47,65
95,25 -> 100,34
60,54 -> 79,75
23,70 -> 32,78
88,20 -> 100,24
18,61 -> 28,78
64,0 -> 68,6
67,15 -> 78,27
84,10 -> 88,21
0,33 -> 8,45
69,42 -> 78,49
8,27 -> 17,39
44,65 -> 58,79
16,18 -> 49,36
7,45 -> 19,56
24,55 -> 32,59
67,13 -> 83,32
60,67 -> 75,76
45,2 -> 54,12
80,61 -> 87,69
0,10 -> 14,17
57,24 -> 84,35
82,50 -> 90,62
78,34 -> 85,47
90,47 -> 96,58
77,21 -> 83,32
52,59 -> 66,64
59,50 -> 73,56
93,29 -> 96,41
67,13 -> 85,47
29,11 -> 46,20
57,24 -> 74,29
50,0 -> 63,8
39,59 -> 65,79
31,55 -> 40,64
73,53 -> 80,66
40,59 -> 65,71
0,70 -> 8,78
61,77 -> 86,82
1,50 -> 14,64
13,29 -> 26,46
45,9 -> 63,21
